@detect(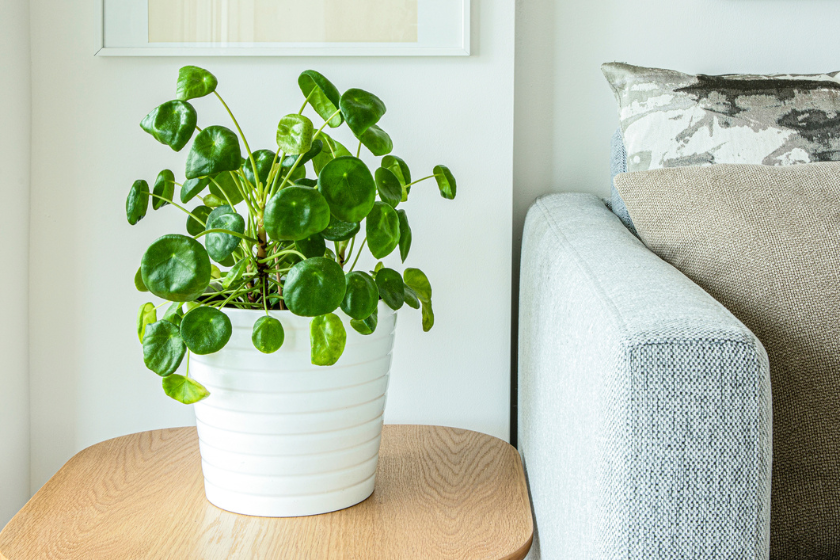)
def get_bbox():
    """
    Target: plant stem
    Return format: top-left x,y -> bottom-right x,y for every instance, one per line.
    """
349,237 -> 366,271
147,193 -> 206,226
299,89 -> 315,114
403,174 -> 439,189
259,249 -> 307,262
356,140 -> 362,158
214,91 -> 261,201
